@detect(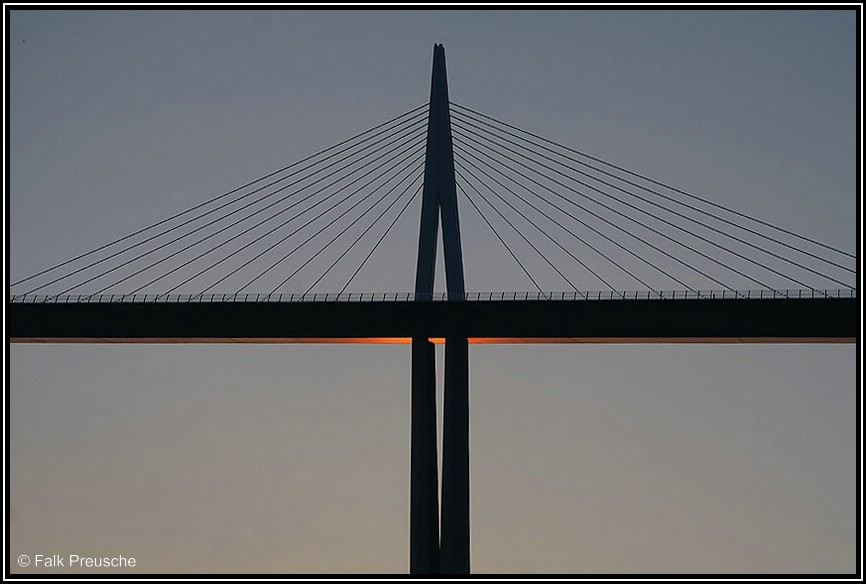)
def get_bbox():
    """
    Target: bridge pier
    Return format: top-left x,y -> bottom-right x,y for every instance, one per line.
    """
410,43 -> 470,575
440,336 -> 470,574
410,338 -> 439,574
